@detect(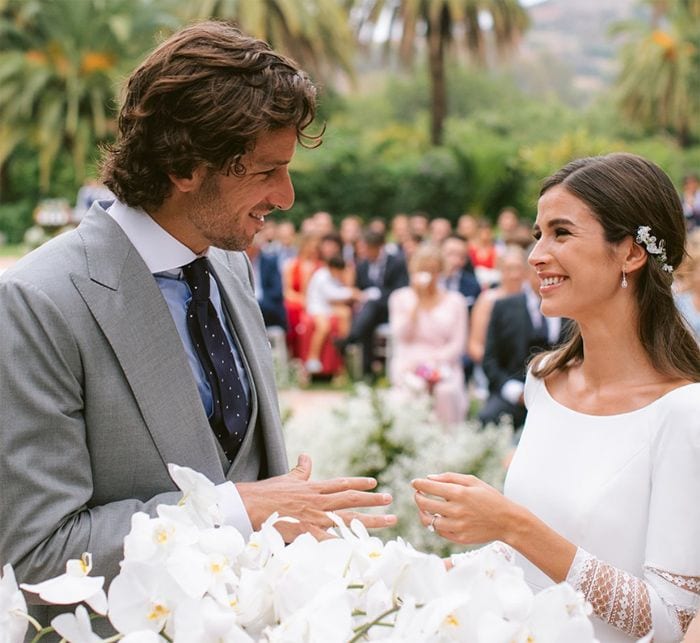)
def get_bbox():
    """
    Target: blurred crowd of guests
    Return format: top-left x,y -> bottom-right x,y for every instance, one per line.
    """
248,202 -> 700,430
246,207 -> 567,428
